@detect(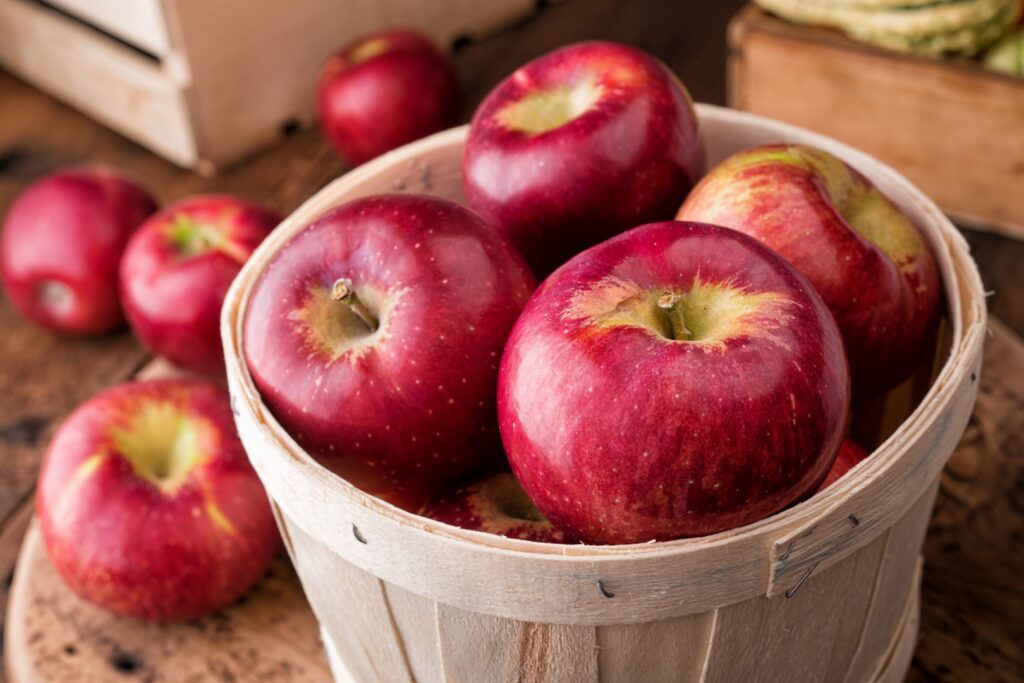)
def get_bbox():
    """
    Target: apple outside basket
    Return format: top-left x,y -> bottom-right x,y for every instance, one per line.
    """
221,104 -> 986,683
